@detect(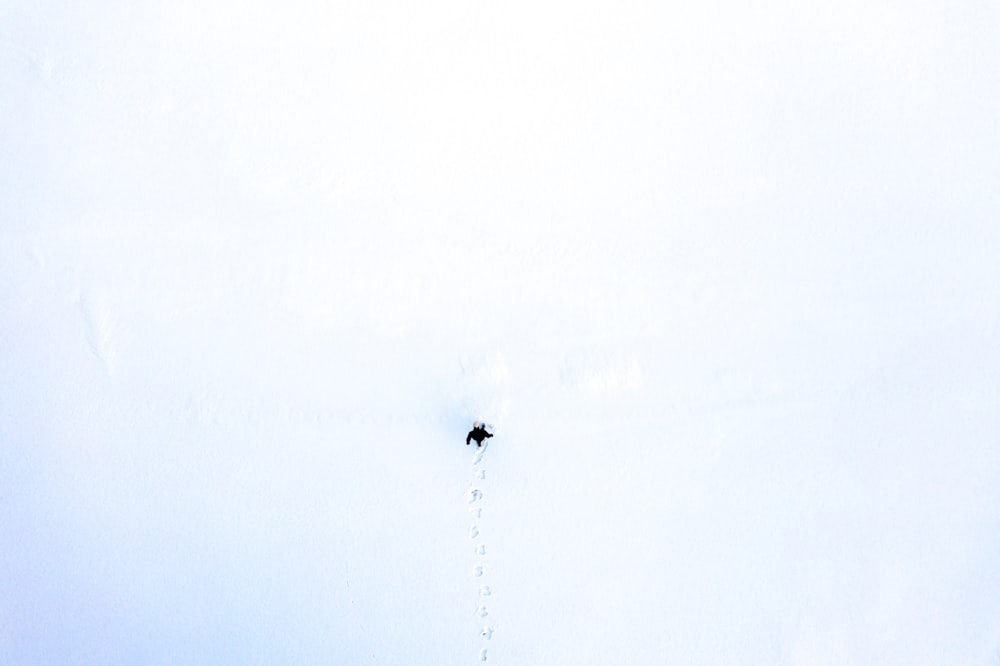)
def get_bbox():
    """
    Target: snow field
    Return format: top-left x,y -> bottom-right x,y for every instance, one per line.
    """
4,0 -> 1000,663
